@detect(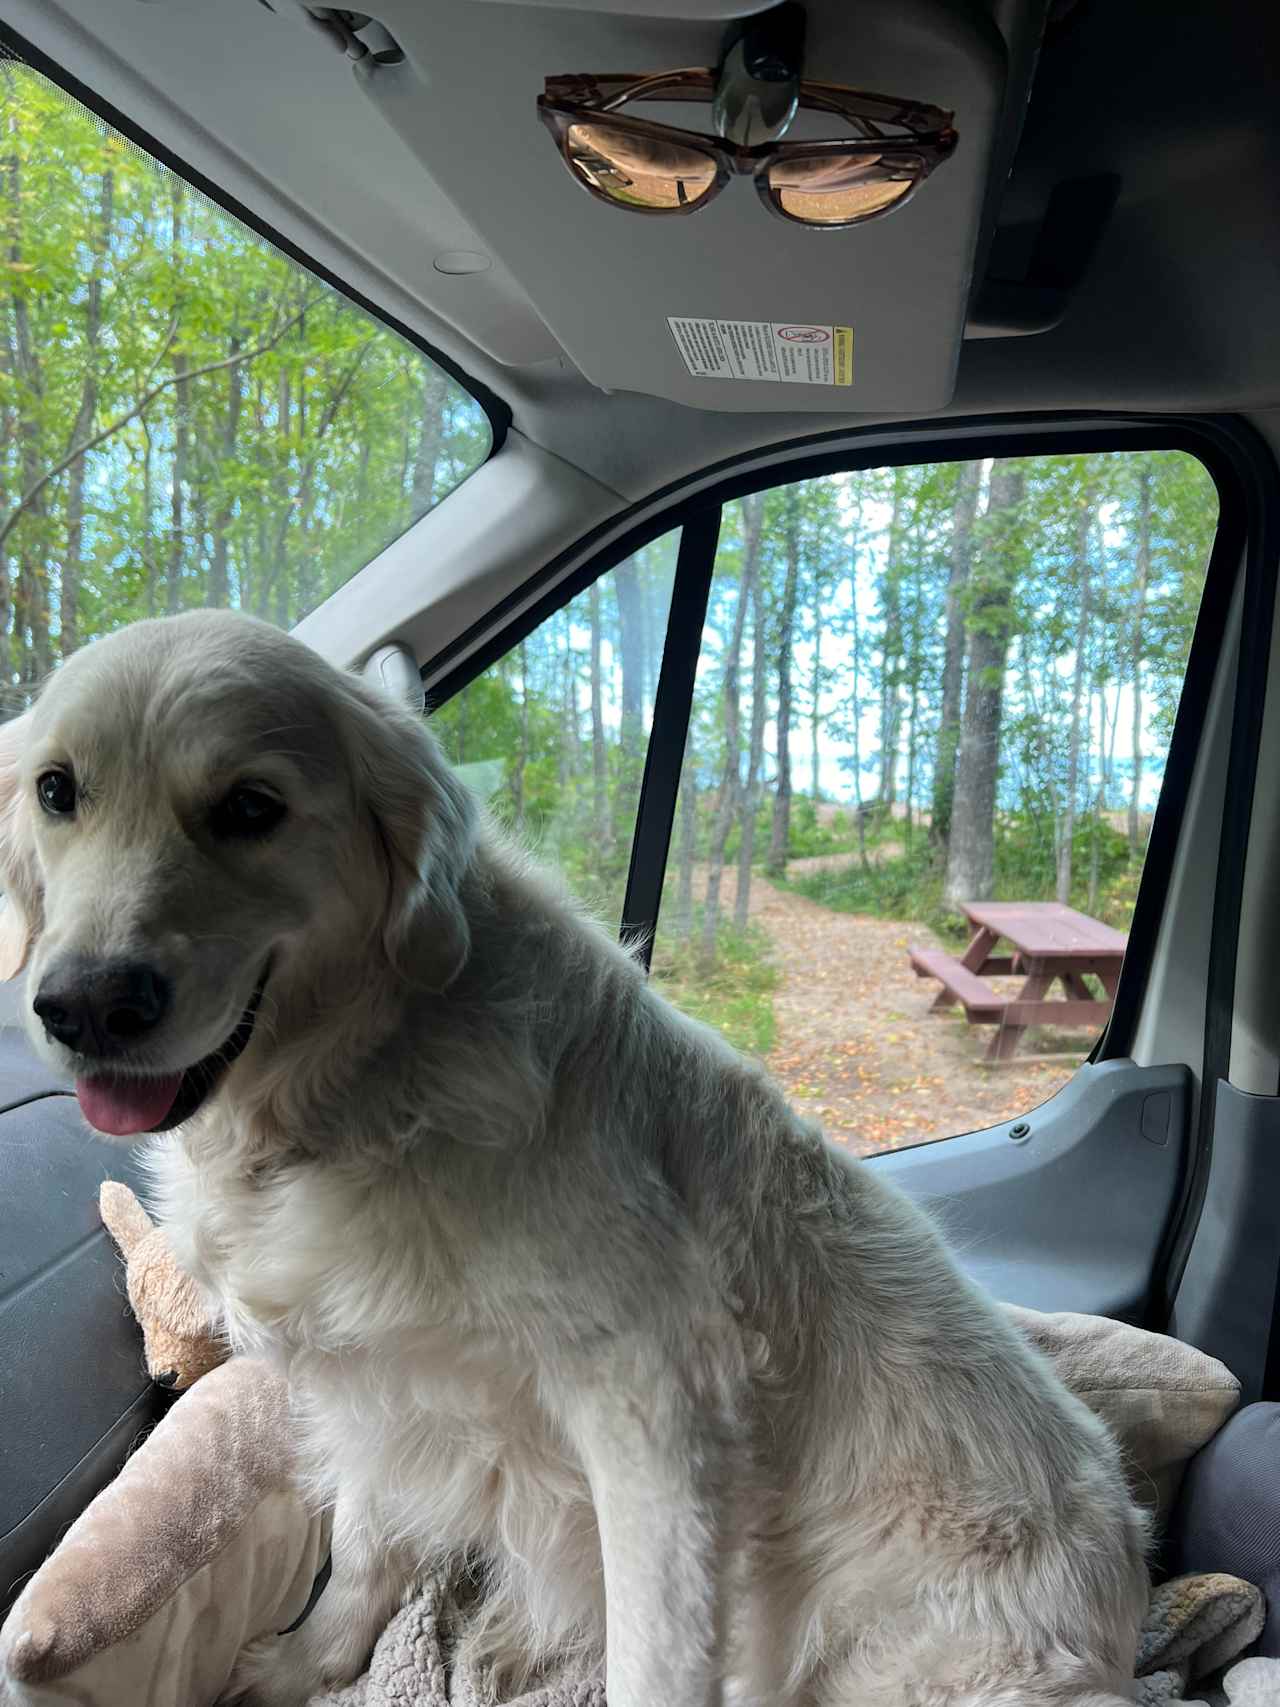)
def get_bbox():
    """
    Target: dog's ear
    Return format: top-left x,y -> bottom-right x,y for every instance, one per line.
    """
340,677 -> 478,992
0,711 -> 40,980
